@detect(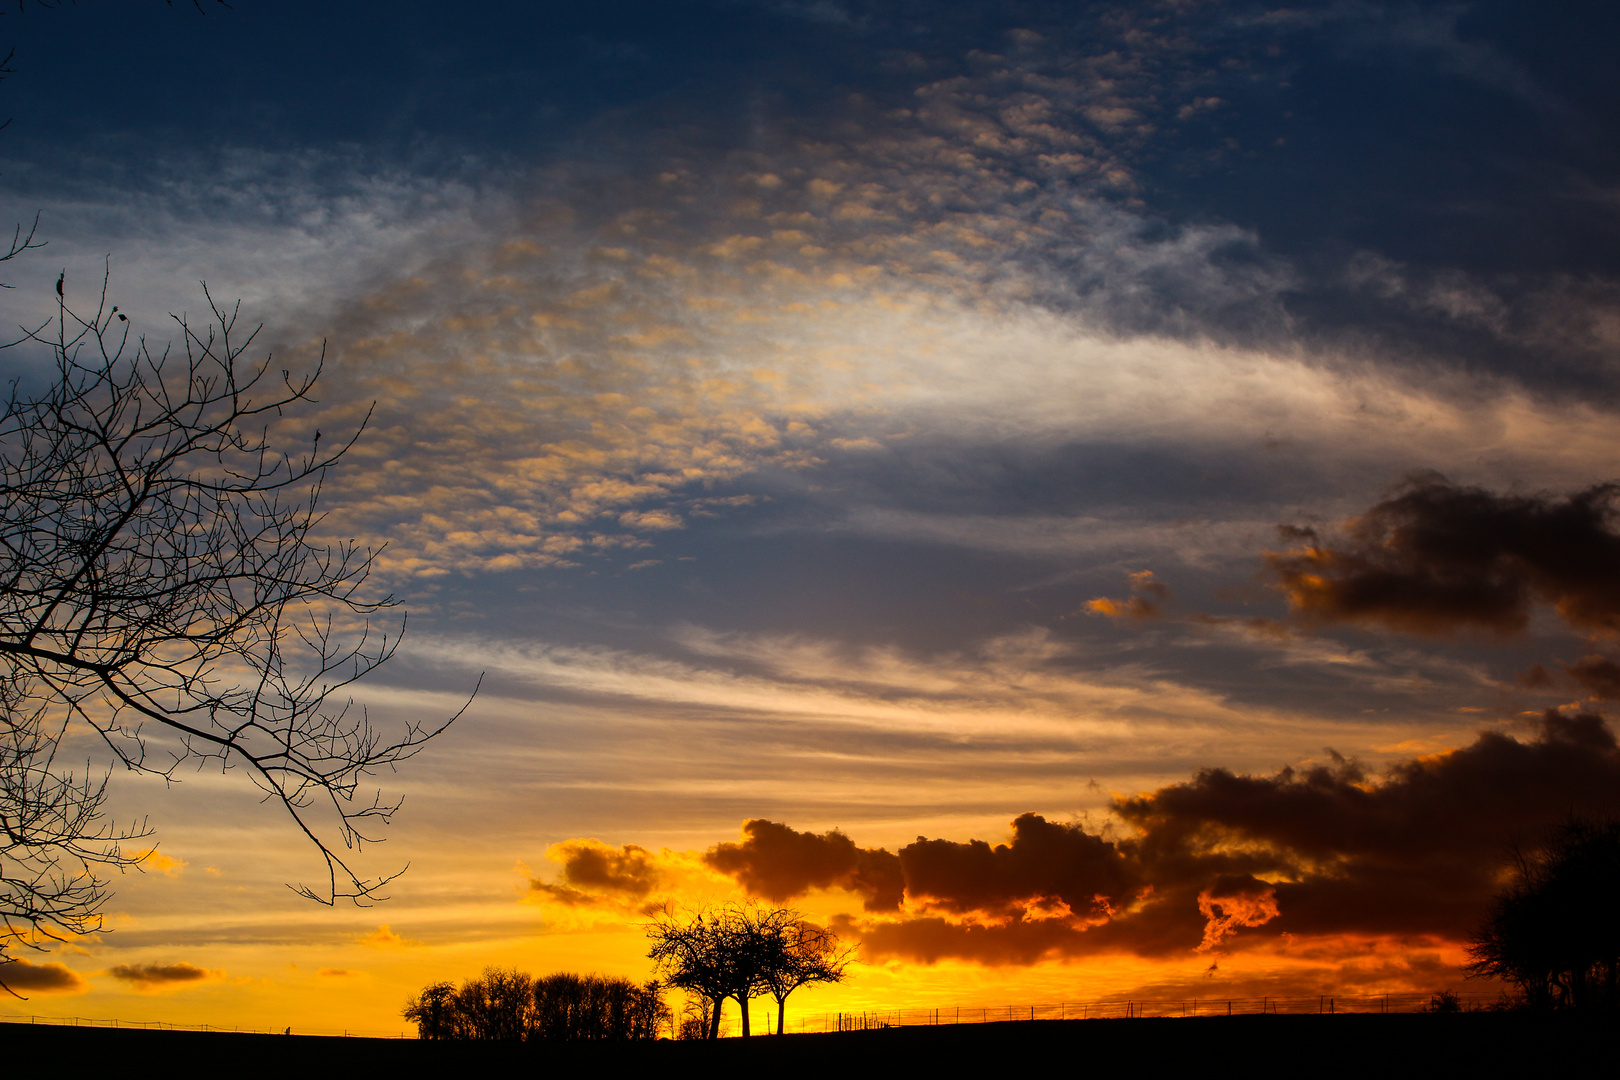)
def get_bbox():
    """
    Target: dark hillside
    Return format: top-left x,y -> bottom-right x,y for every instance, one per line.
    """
10,1014 -> 1616,1075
